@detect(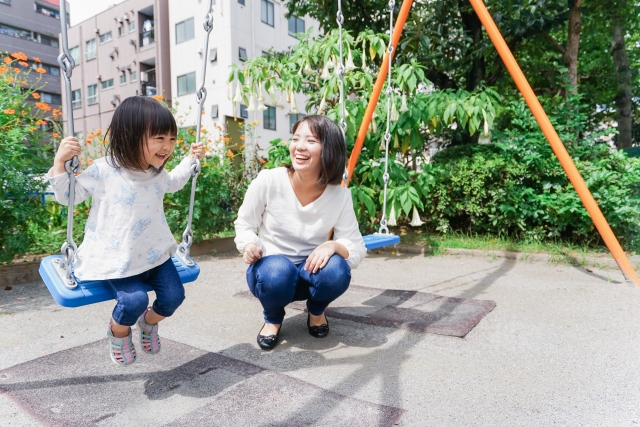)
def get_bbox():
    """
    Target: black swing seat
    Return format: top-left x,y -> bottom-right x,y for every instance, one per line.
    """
363,233 -> 401,250
39,254 -> 200,308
